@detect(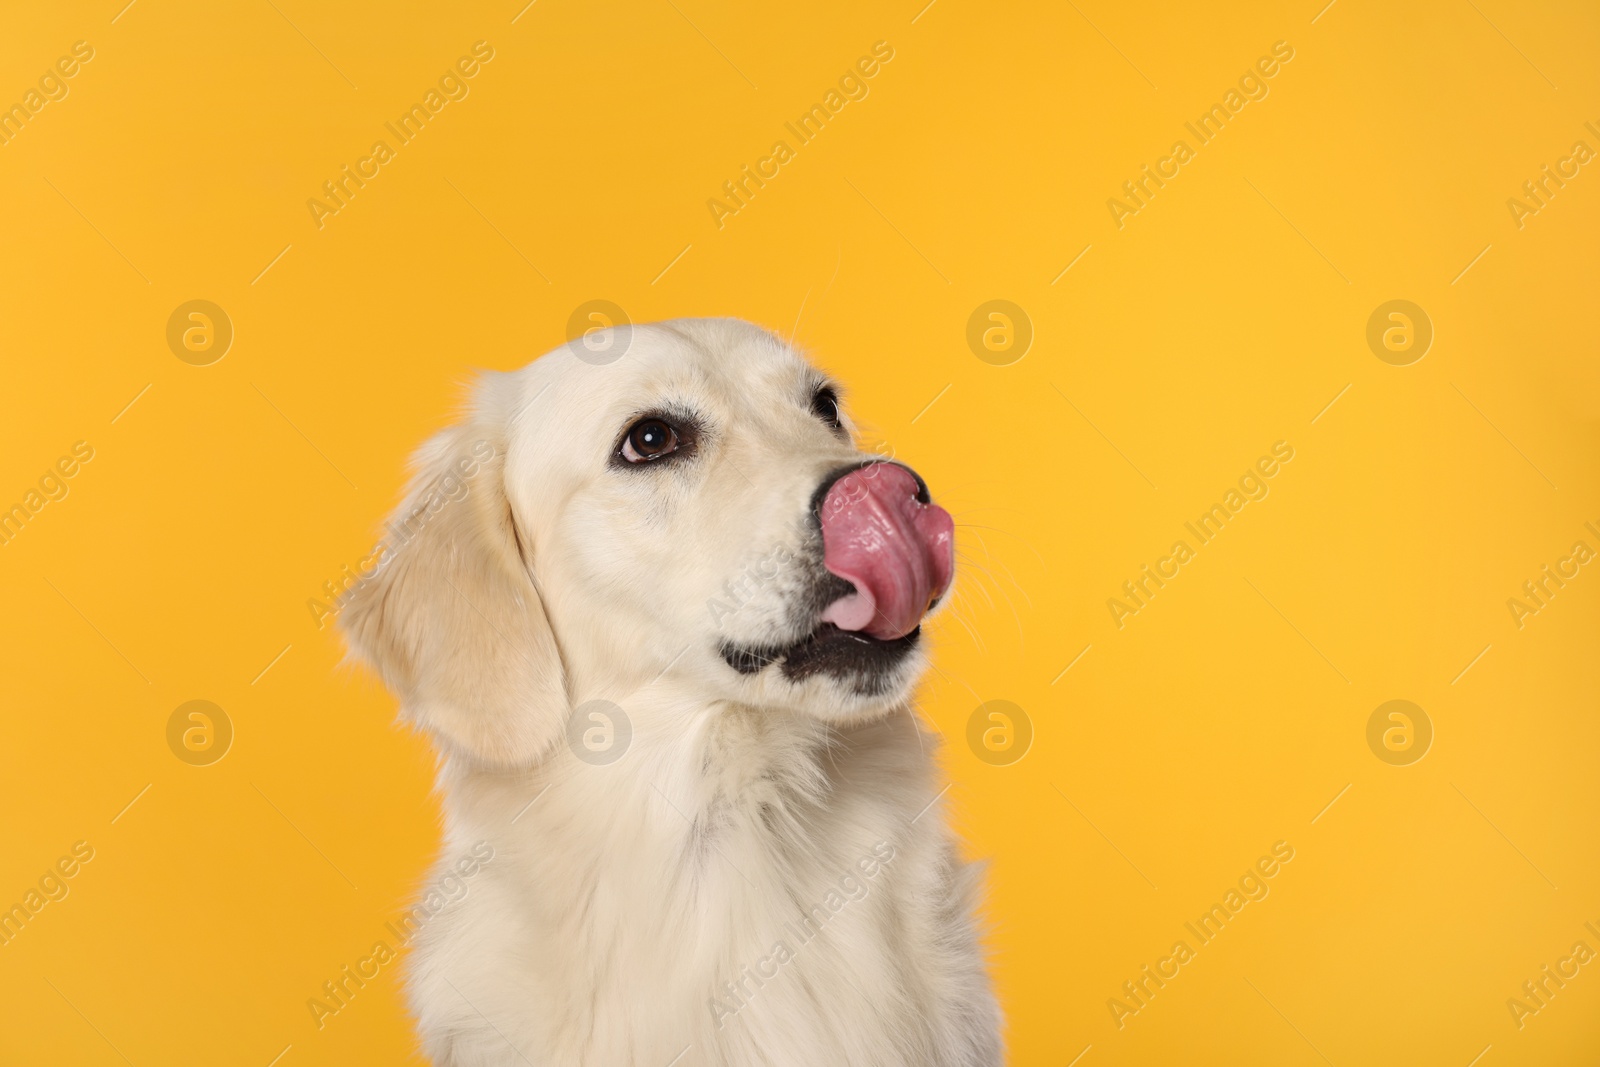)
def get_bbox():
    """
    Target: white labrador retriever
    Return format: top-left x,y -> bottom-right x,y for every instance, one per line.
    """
341,318 -> 1001,1066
